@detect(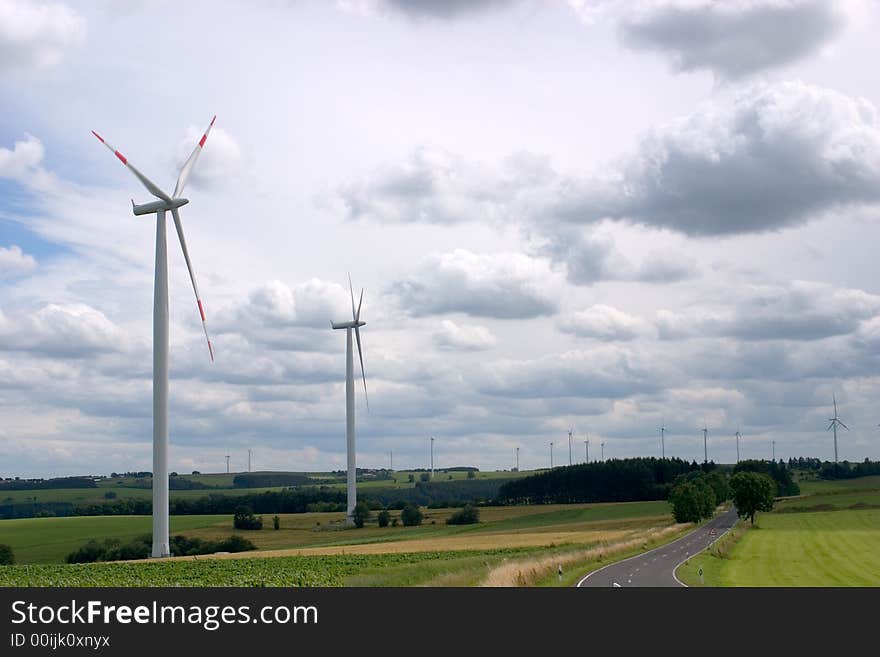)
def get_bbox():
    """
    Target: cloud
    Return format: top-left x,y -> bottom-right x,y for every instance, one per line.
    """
433,319 -> 496,351
389,249 -> 561,318
0,245 -> 37,278
542,81 -> 880,236
0,303 -> 131,357
656,280 -> 880,341
173,124 -> 242,191
476,347 -> 660,399
0,0 -> 86,73
559,305 -> 650,341
0,133 -> 44,180
213,279 -> 351,351
618,0 -> 846,80
355,0 -> 520,20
